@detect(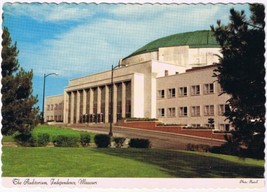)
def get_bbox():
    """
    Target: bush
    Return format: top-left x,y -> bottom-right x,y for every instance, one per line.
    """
14,133 -> 37,147
94,134 -> 111,148
80,133 -> 91,147
186,143 -> 210,152
36,133 -> 50,147
113,137 -> 126,148
53,135 -> 79,147
128,138 -> 151,148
